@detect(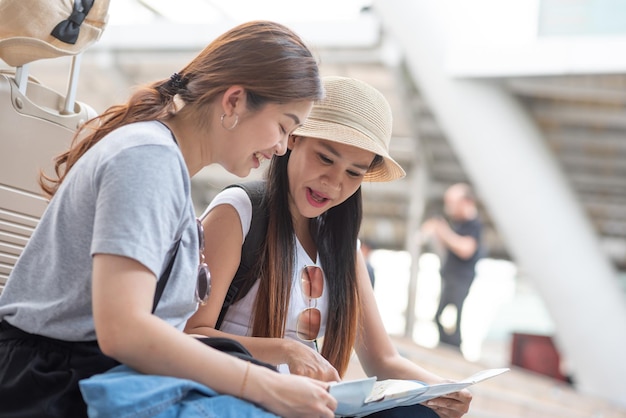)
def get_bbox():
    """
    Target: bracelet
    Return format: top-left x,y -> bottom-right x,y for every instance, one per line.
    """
240,361 -> 251,399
